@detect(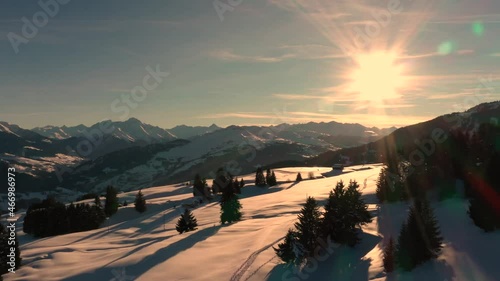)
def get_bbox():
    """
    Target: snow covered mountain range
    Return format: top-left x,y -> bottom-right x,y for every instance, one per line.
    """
0,118 -> 395,196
